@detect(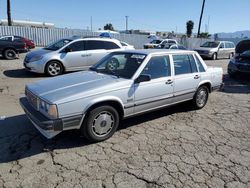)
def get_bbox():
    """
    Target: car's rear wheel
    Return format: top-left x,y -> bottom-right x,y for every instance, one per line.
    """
4,49 -> 17,60
212,53 -> 217,60
45,61 -> 63,76
192,86 -> 209,109
81,105 -> 119,142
